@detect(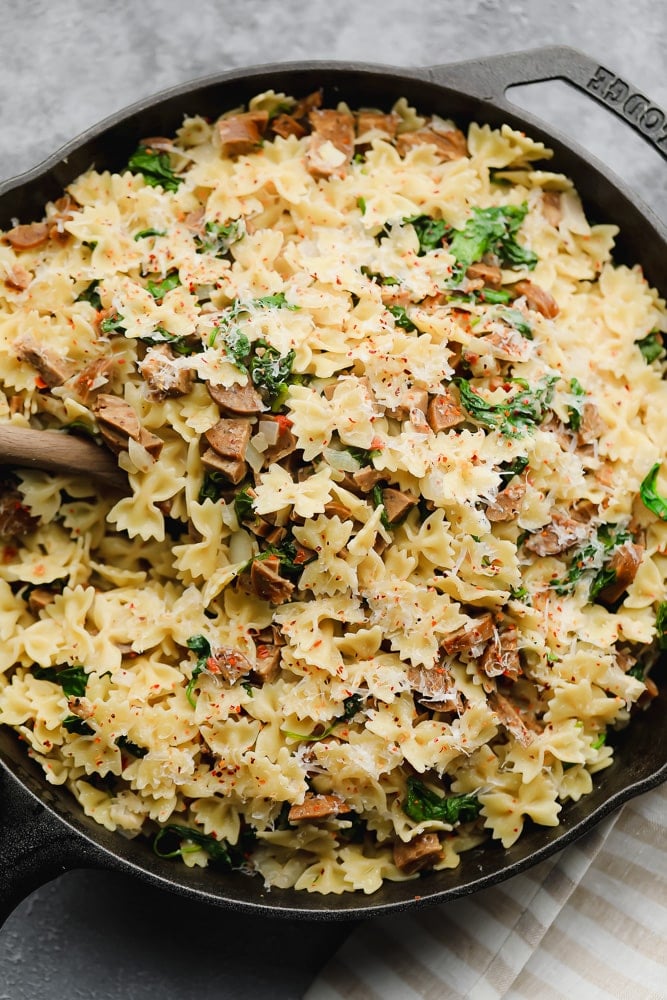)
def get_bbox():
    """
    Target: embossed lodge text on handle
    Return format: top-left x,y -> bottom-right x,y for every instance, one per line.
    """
586,64 -> 667,154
